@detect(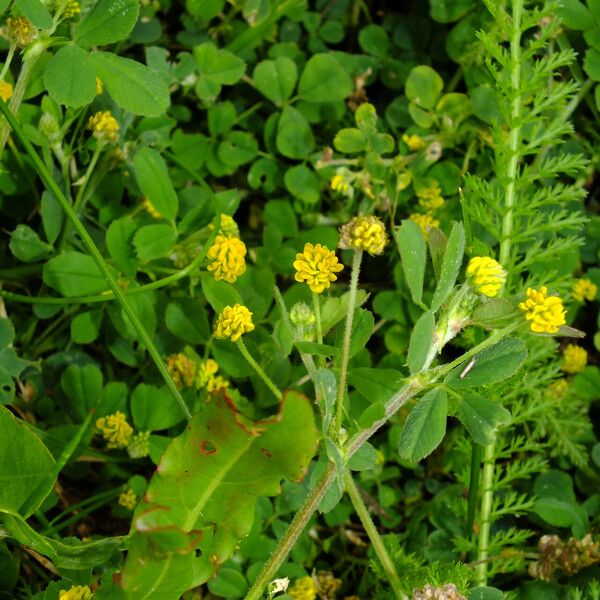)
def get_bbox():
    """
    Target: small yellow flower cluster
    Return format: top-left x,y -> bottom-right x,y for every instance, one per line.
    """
127,431 -> 150,459
402,133 -> 426,152
207,234 -> 247,283
519,287 -> 566,334
288,576 -> 316,600
59,585 -> 93,600
88,111 -> 119,143
339,215 -> 387,255
197,358 -> 229,392
141,198 -> 162,219
545,378 -> 569,400
96,412 -> 133,450
166,353 -> 197,389
96,77 -> 103,95
417,182 -> 445,213
562,344 -> 587,374
572,278 -> 597,302
0,80 -> 12,102
214,304 -> 254,342
209,214 -> 239,237
466,256 -> 507,298
63,0 -> 81,18
118,489 -> 137,510
4,17 -> 35,46
293,243 -> 344,294
331,174 -> 350,193
409,213 -> 439,240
